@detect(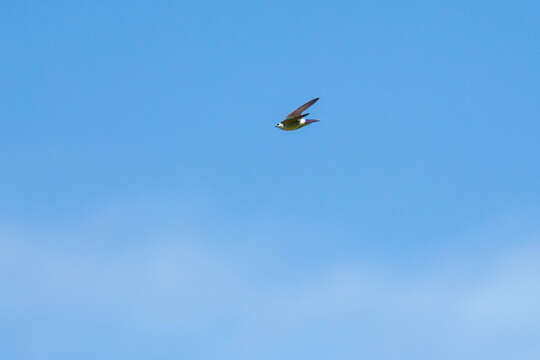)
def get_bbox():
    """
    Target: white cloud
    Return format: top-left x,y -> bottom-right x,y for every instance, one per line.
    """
460,247 -> 540,326
1,214 -> 540,359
